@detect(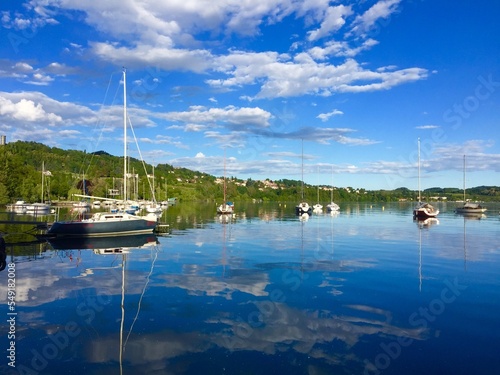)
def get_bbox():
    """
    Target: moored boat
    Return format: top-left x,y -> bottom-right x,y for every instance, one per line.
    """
327,202 -> 340,212
47,212 -> 158,237
413,202 -> 439,219
413,138 -> 439,220
295,140 -> 312,216
455,155 -> 487,215
296,201 -> 312,215
326,166 -> 340,213
46,69 -> 158,238
455,202 -> 487,215
217,151 -> 234,215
